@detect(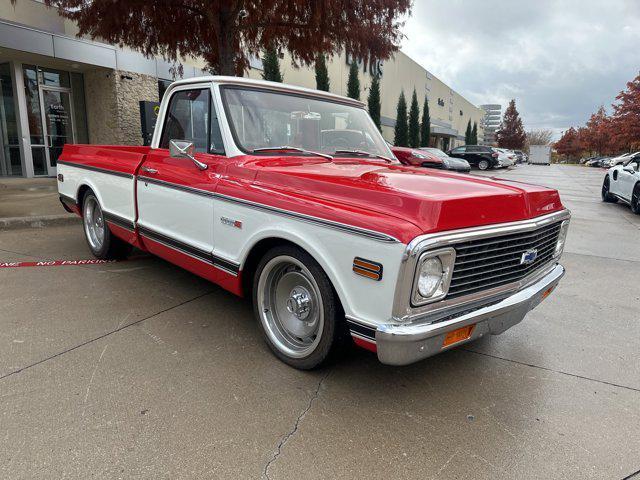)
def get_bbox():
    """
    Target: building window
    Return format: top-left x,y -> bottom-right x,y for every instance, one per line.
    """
0,63 -> 22,176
